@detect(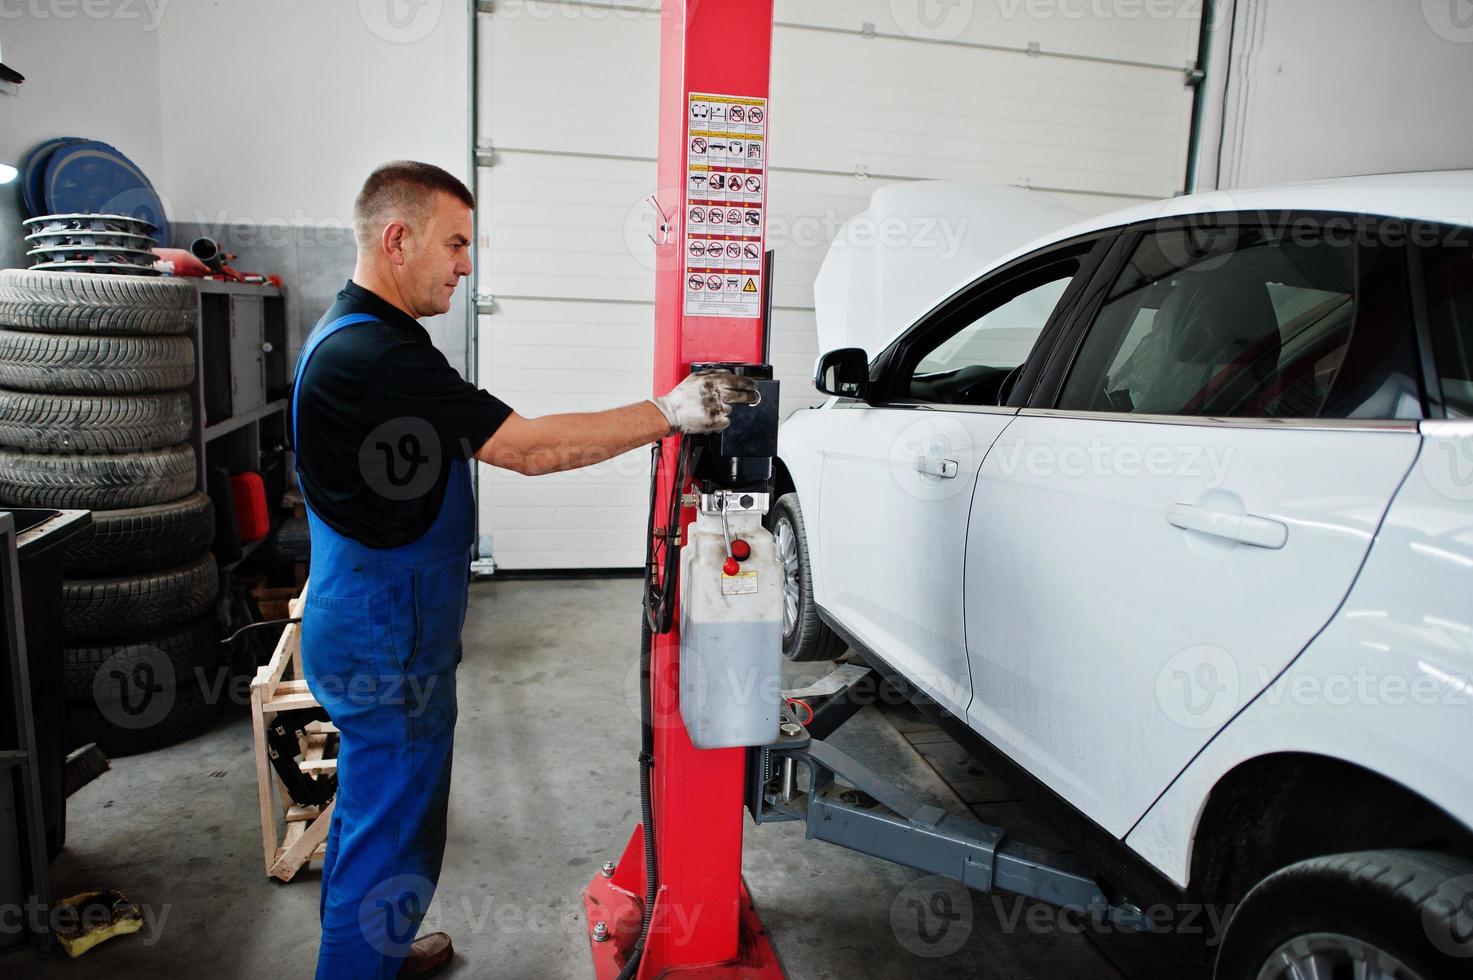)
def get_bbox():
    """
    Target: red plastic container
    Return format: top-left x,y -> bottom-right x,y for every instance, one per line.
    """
230,471 -> 270,542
